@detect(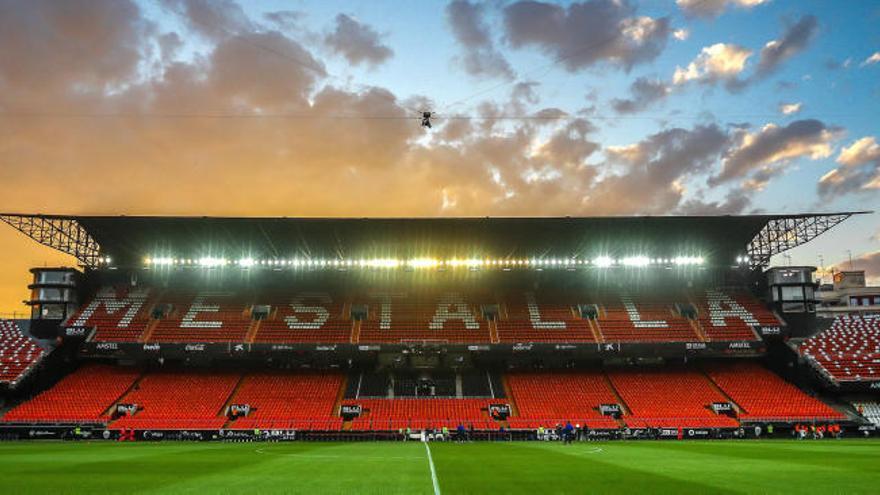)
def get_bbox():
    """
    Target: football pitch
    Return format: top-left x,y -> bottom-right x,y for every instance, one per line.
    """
2,439 -> 879,494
